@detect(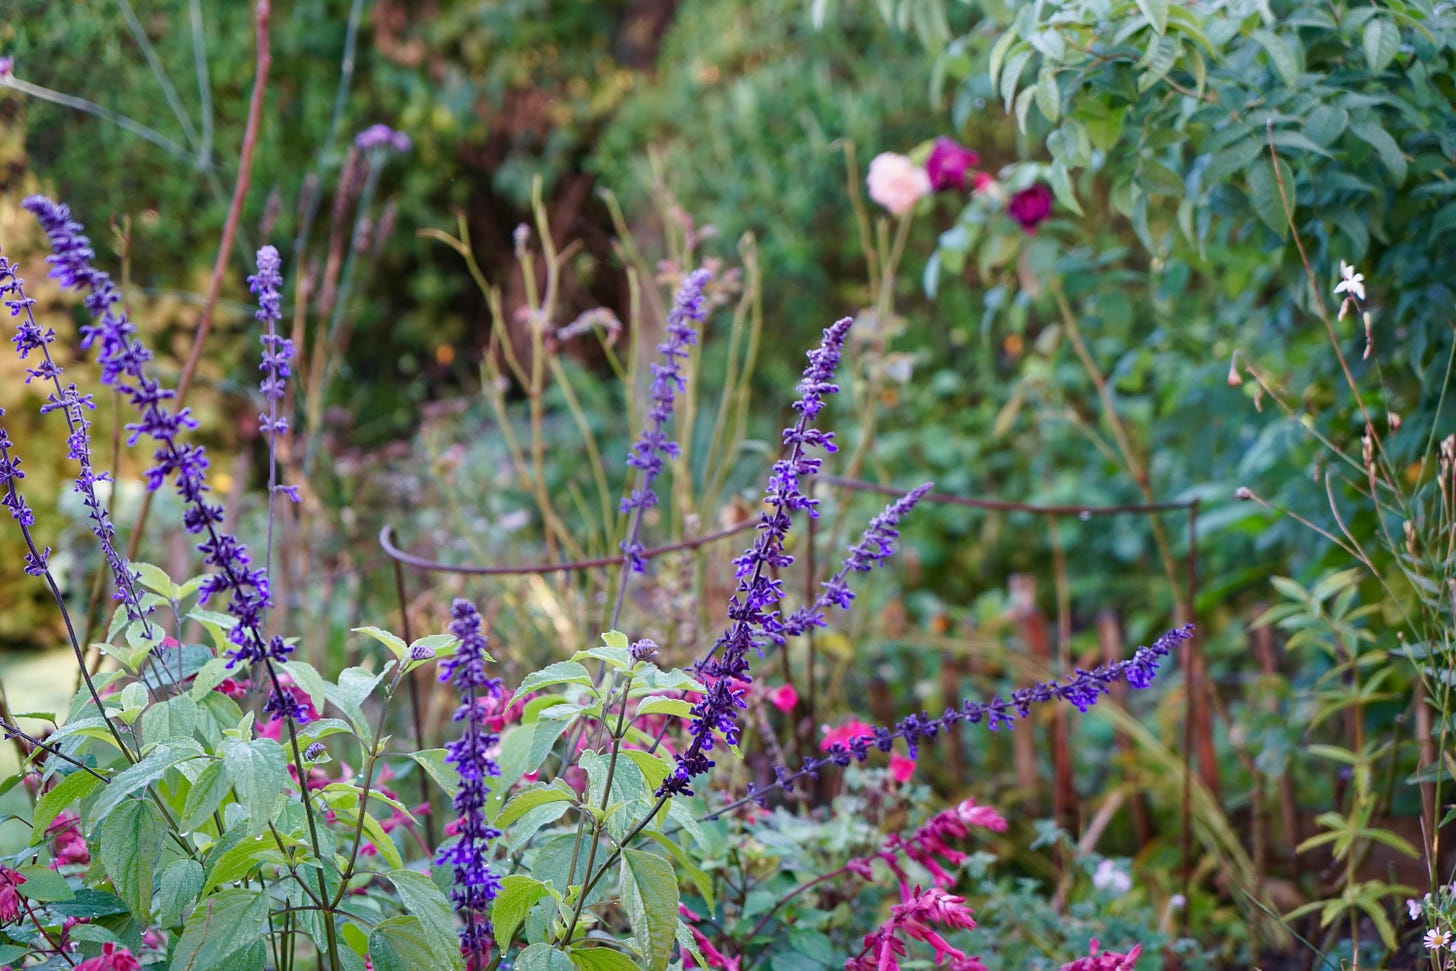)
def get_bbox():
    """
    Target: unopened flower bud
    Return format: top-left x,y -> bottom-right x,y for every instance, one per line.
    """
408,644 -> 434,661
1233,486 -> 1254,501
1227,360 -> 1243,387
629,639 -> 660,663
304,742 -> 326,761
1388,412 -> 1401,432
